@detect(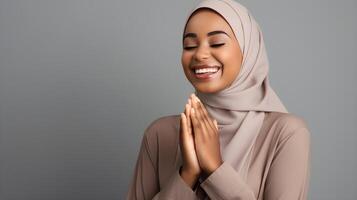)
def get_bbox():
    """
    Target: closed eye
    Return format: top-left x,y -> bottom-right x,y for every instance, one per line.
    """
211,43 -> 225,48
183,46 -> 197,50
183,43 -> 225,50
